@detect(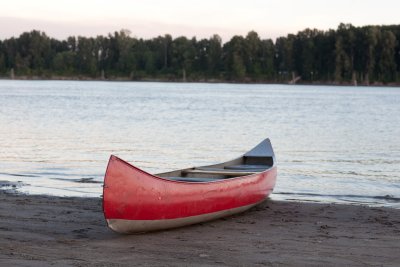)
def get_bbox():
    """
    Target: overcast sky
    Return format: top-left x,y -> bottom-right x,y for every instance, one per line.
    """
1,0 -> 399,41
